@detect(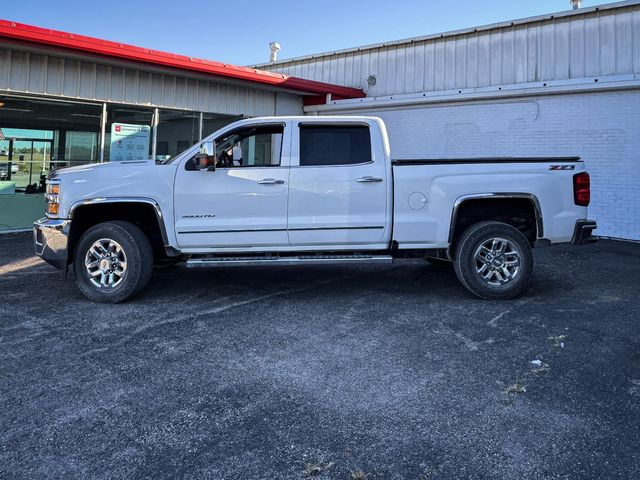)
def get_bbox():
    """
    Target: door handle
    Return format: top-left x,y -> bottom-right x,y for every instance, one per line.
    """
257,178 -> 285,185
357,176 -> 383,183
